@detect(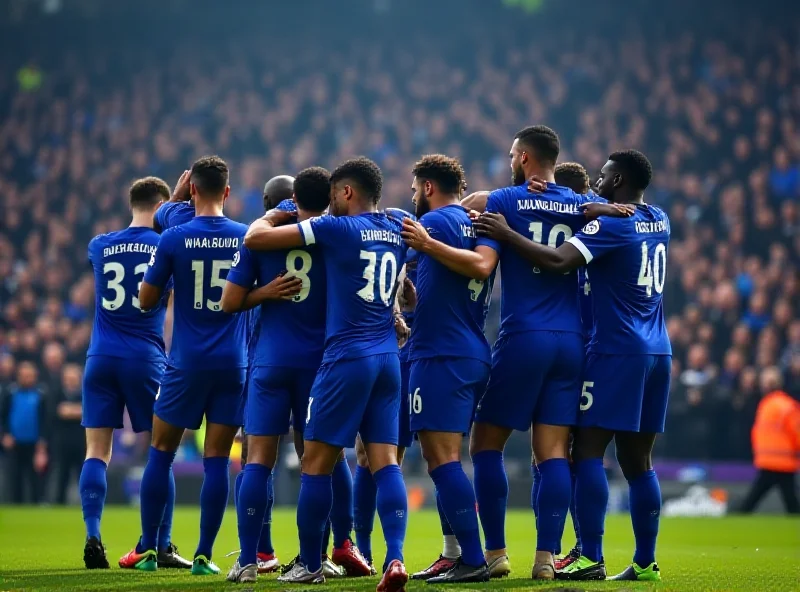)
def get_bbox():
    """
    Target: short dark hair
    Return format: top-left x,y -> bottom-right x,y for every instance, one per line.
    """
294,167 -> 331,212
330,157 -> 383,204
609,149 -> 653,191
554,162 -> 590,194
129,176 -> 170,210
412,154 -> 466,195
514,125 -> 560,167
190,155 -> 229,196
